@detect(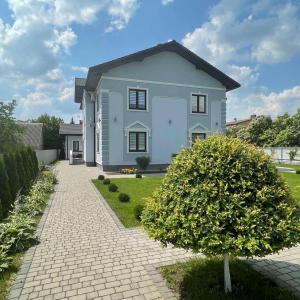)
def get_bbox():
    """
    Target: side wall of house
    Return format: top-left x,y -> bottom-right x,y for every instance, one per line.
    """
95,51 -> 227,170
